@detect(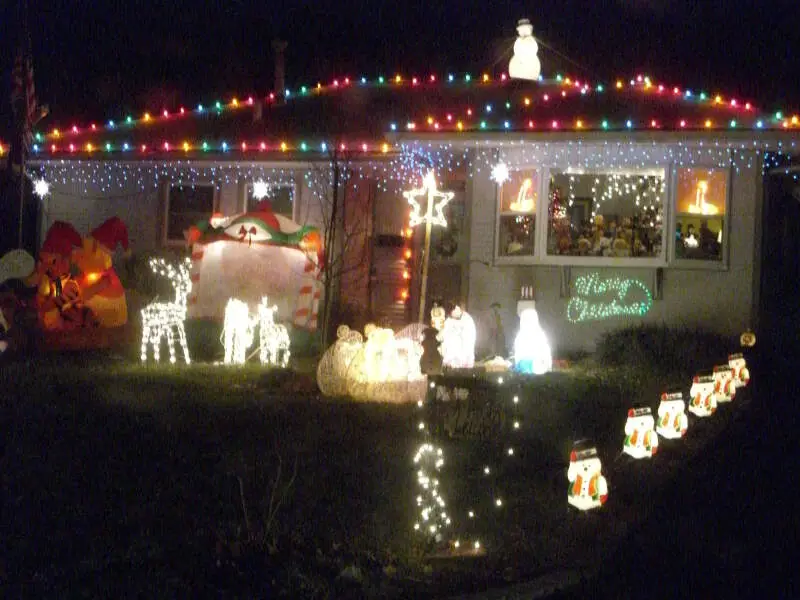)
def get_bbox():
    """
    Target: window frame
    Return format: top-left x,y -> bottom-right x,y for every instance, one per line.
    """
242,180 -> 297,220
668,164 -> 732,270
162,181 -> 218,247
493,166 -> 544,264
537,165 -> 670,268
